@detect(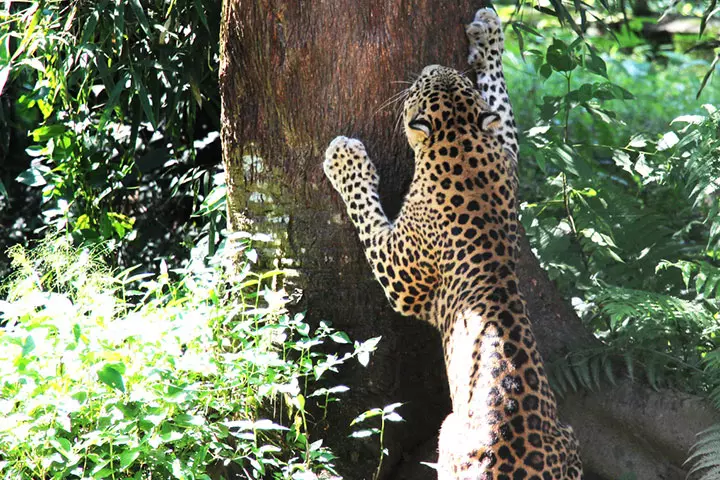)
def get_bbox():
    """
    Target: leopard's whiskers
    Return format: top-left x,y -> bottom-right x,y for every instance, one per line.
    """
394,109 -> 405,135
375,87 -> 411,116
380,74 -> 416,134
